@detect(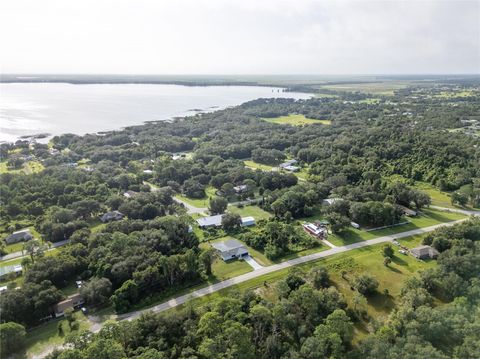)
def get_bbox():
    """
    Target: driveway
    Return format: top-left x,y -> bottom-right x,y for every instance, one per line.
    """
243,254 -> 263,270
